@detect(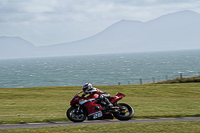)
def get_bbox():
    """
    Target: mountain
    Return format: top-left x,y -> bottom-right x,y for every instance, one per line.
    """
1,10 -> 200,59
39,10 -> 200,57
0,36 -> 37,59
